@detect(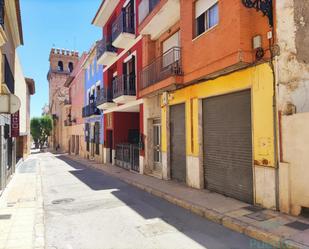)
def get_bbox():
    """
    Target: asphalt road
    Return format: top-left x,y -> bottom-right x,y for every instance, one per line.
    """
39,153 -> 265,249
